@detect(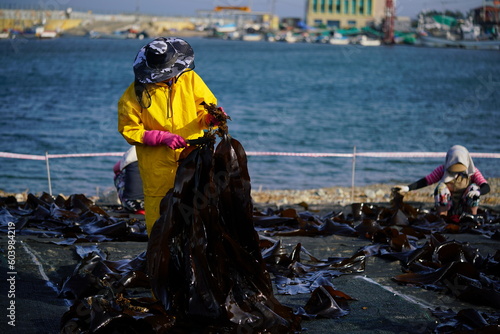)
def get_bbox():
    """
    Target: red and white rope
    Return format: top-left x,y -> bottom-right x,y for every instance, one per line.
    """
0,152 -> 124,160
1,151 -> 499,160
245,151 -> 500,159
0,152 -> 46,161
245,151 -> 353,158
